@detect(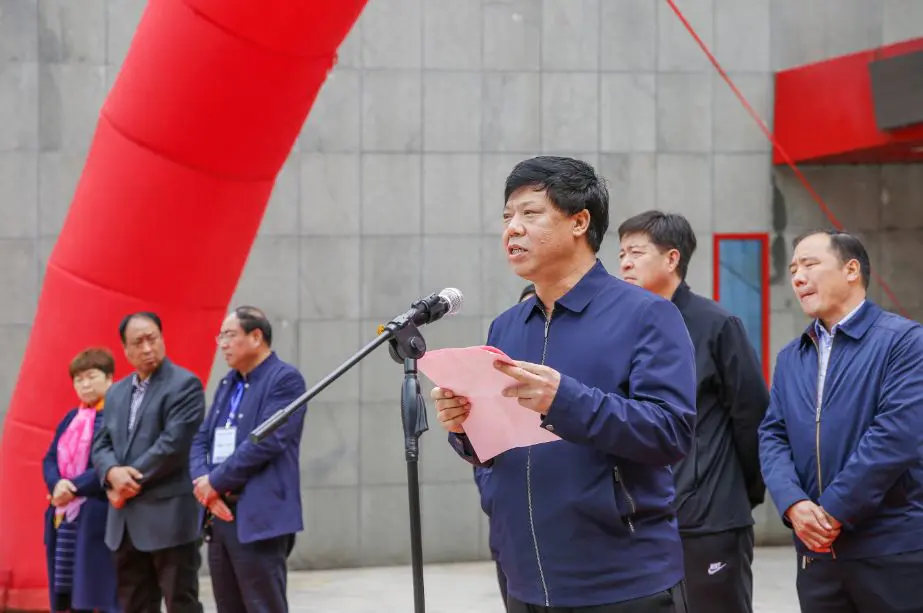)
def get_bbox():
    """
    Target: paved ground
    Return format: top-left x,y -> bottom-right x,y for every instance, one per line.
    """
200,546 -> 799,612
